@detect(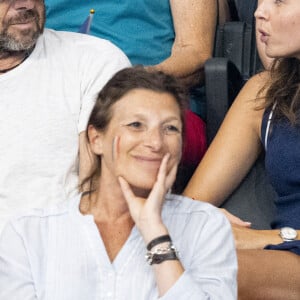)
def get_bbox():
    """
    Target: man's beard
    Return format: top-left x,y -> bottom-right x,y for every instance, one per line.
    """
0,9 -> 45,52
